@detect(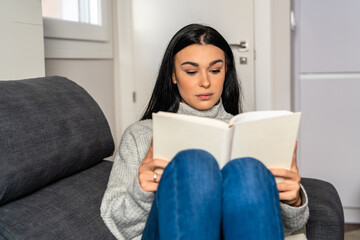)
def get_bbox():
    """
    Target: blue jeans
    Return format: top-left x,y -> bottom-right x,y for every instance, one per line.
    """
142,149 -> 283,240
